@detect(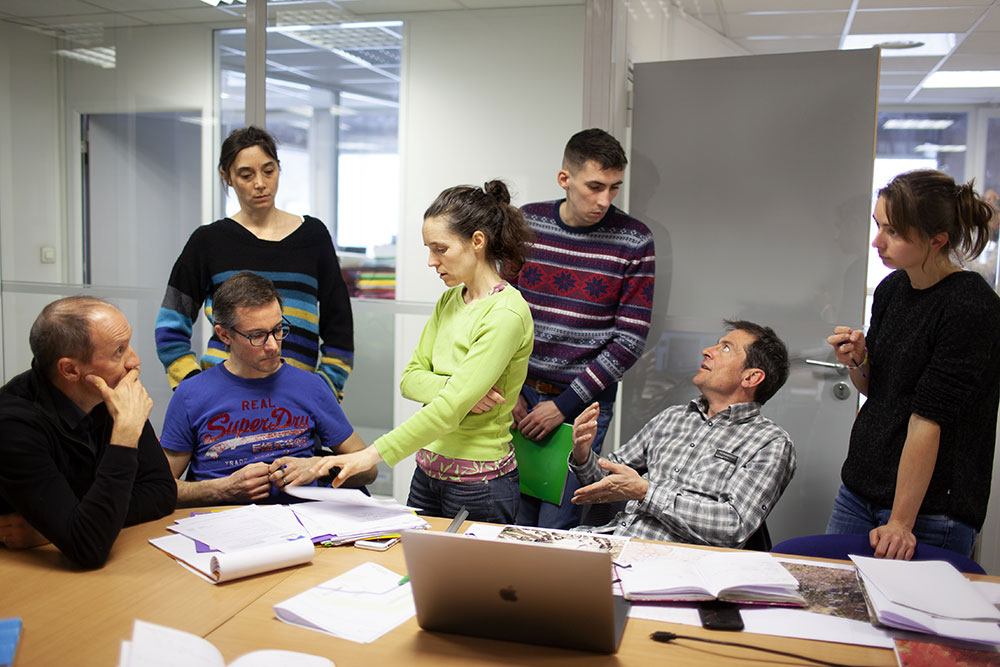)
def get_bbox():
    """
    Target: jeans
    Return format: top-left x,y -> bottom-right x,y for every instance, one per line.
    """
514,385 -> 614,530
407,466 -> 520,524
826,484 -> 977,557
